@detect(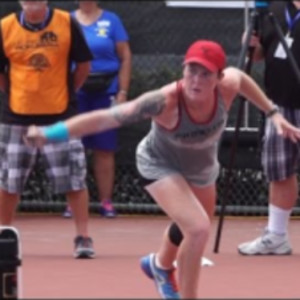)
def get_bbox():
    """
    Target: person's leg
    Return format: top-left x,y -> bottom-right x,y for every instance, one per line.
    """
77,92 -> 117,218
238,183 -> 295,256
0,124 -> 36,225
93,149 -> 117,217
155,183 -> 216,270
268,175 -> 297,235
66,189 -> 90,237
238,107 -> 297,255
42,139 -> 94,258
64,147 -> 117,219
62,203 -> 72,218
142,173 -> 214,299
154,226 -> 178,269
267,107 -> 300,235
0,190 -> 19,225
94,150 -> 115,202
172,183 -> 216,297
